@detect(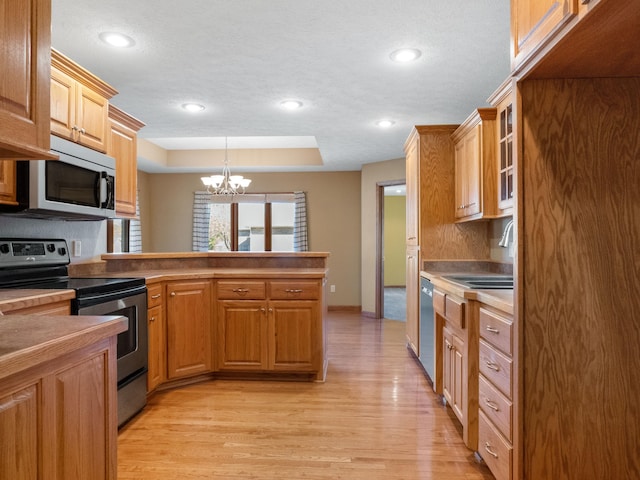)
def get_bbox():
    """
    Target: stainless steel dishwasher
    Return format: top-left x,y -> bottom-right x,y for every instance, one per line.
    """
419,276 -> 435,385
